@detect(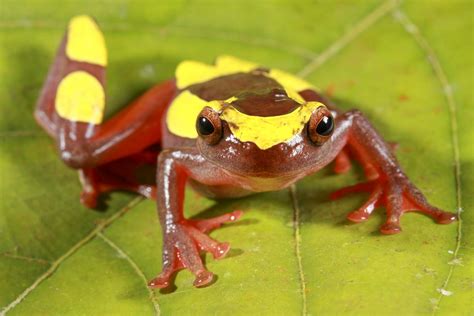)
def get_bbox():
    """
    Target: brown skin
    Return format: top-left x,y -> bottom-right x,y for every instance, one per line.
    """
36,30 -> 457,290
